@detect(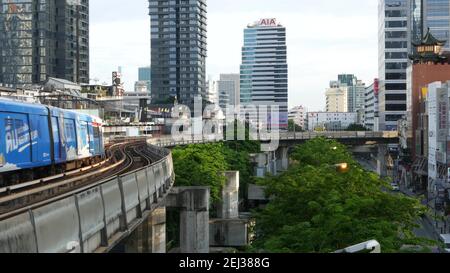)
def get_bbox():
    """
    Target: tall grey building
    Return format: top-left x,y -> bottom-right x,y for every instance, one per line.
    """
336,74 -> 365,113
149,0 -> 207,110
412,0 -> 450,50
0,0 -> 89,88
219,74 -> 240,107
378,0 -> 410,131
217,73 -> 240,108
240,18 -> 288,130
